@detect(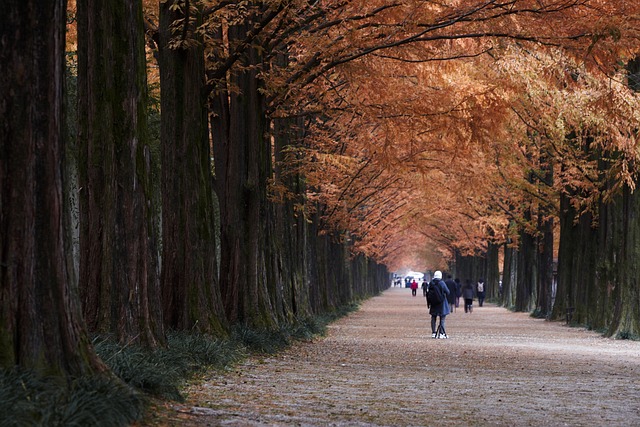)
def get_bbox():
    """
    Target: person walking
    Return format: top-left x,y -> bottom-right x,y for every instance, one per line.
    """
454,278 -> 462,309
477,278 -> 486,307
462,279 -> 475,313
410,279 -> 418,297
444,274 -> 457,313
426,271 -> 450,338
